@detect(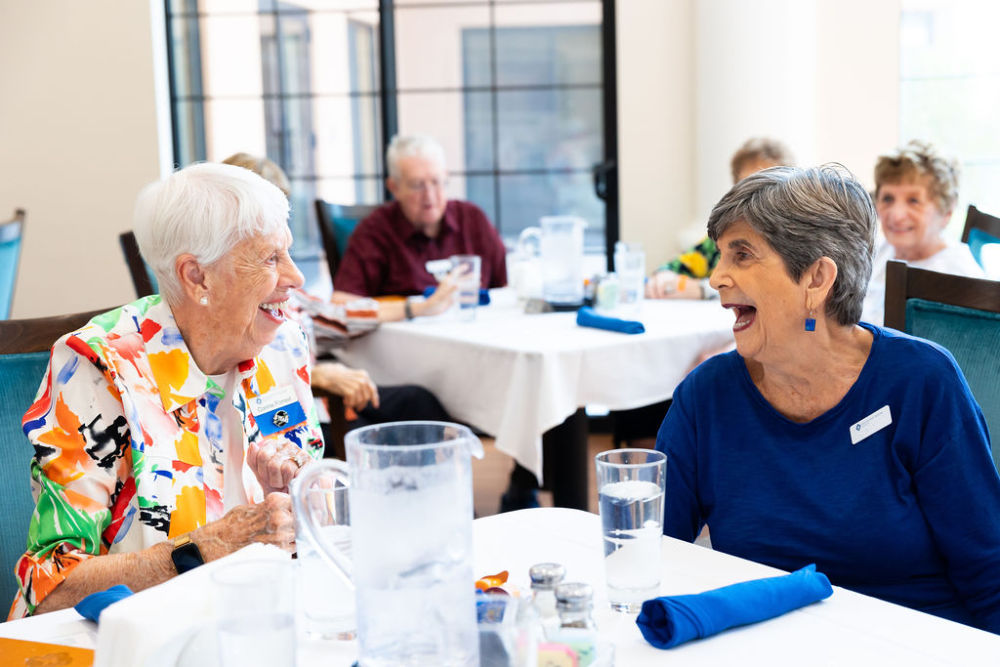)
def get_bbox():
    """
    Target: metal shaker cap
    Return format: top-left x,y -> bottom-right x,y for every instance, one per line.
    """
529,562 -> 567,590
554,582 -> 593,612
